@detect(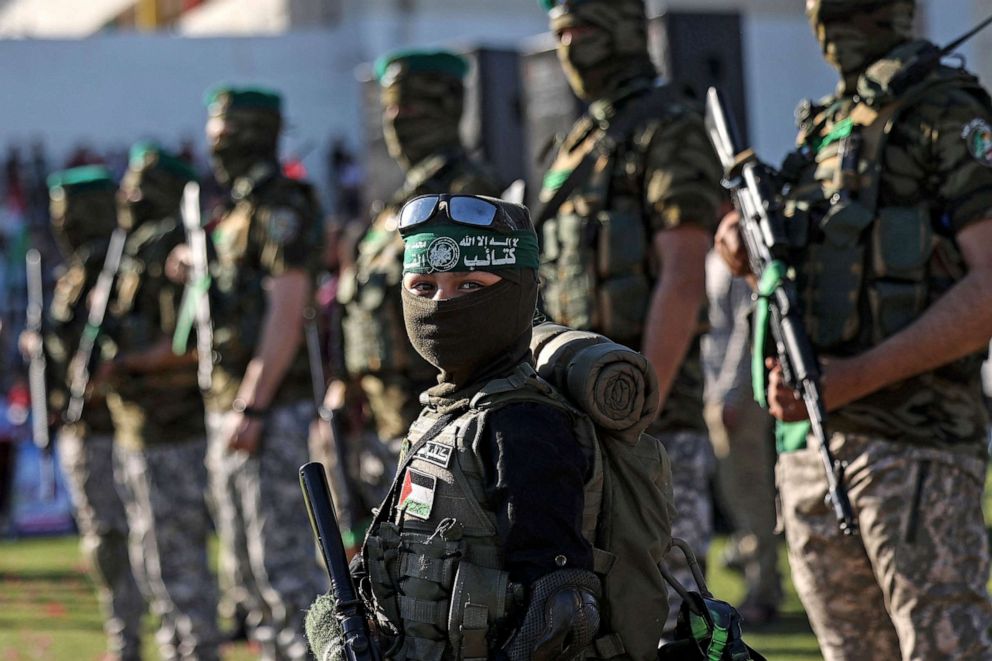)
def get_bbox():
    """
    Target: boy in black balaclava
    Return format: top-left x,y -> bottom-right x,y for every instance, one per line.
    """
307,195 -> 603,660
